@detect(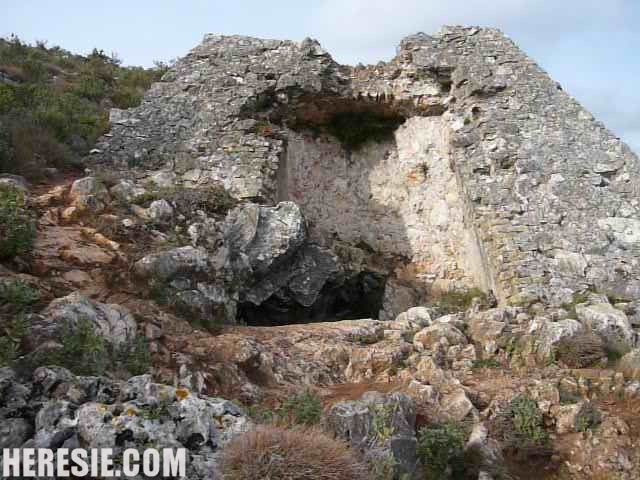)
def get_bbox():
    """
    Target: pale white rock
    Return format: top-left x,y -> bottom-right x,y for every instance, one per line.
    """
575,302 -> 634,354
